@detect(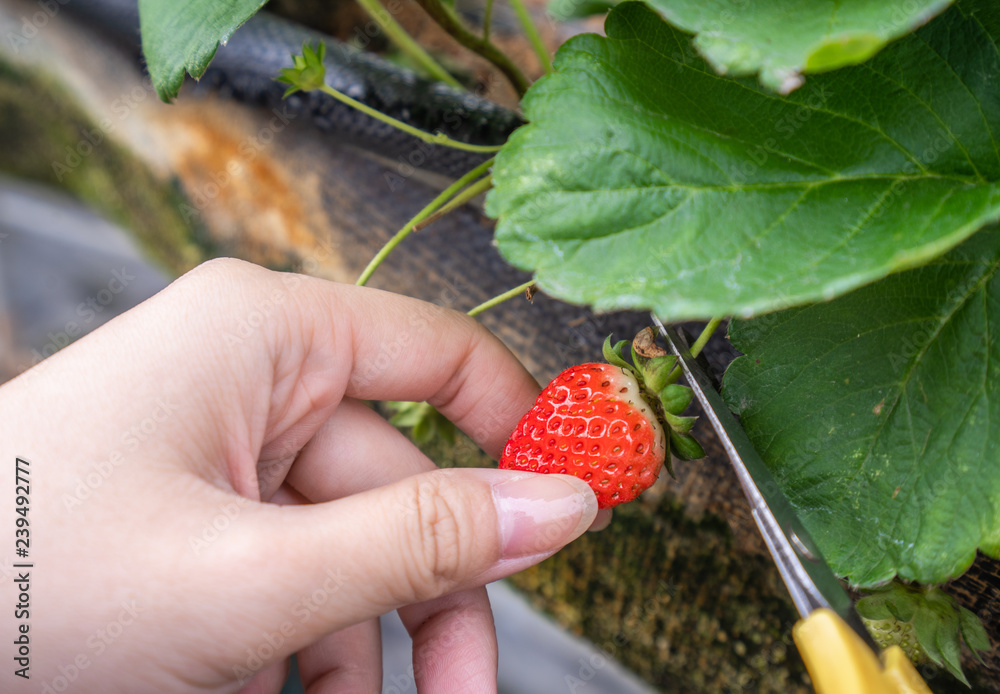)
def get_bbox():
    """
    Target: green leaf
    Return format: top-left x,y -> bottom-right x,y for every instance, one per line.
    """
856,590 -> 894,621
930,594 -> 968,684
547,0 -> 618,21
723,229 -> 1000,586
138,0 -> 268,101
642,0 -> 954,93
387,401 -> 456,445
856,584 -> 920,623
487,0 -> 1000,321
959,606 -> 991,656
912,602 -> 946,668
885,591 -> 920,623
